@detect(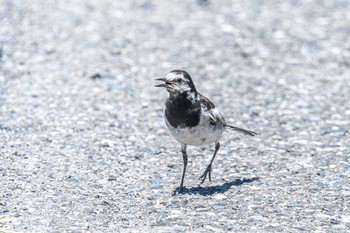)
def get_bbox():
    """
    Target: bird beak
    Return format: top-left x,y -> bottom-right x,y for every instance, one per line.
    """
154,78 -> 167,87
